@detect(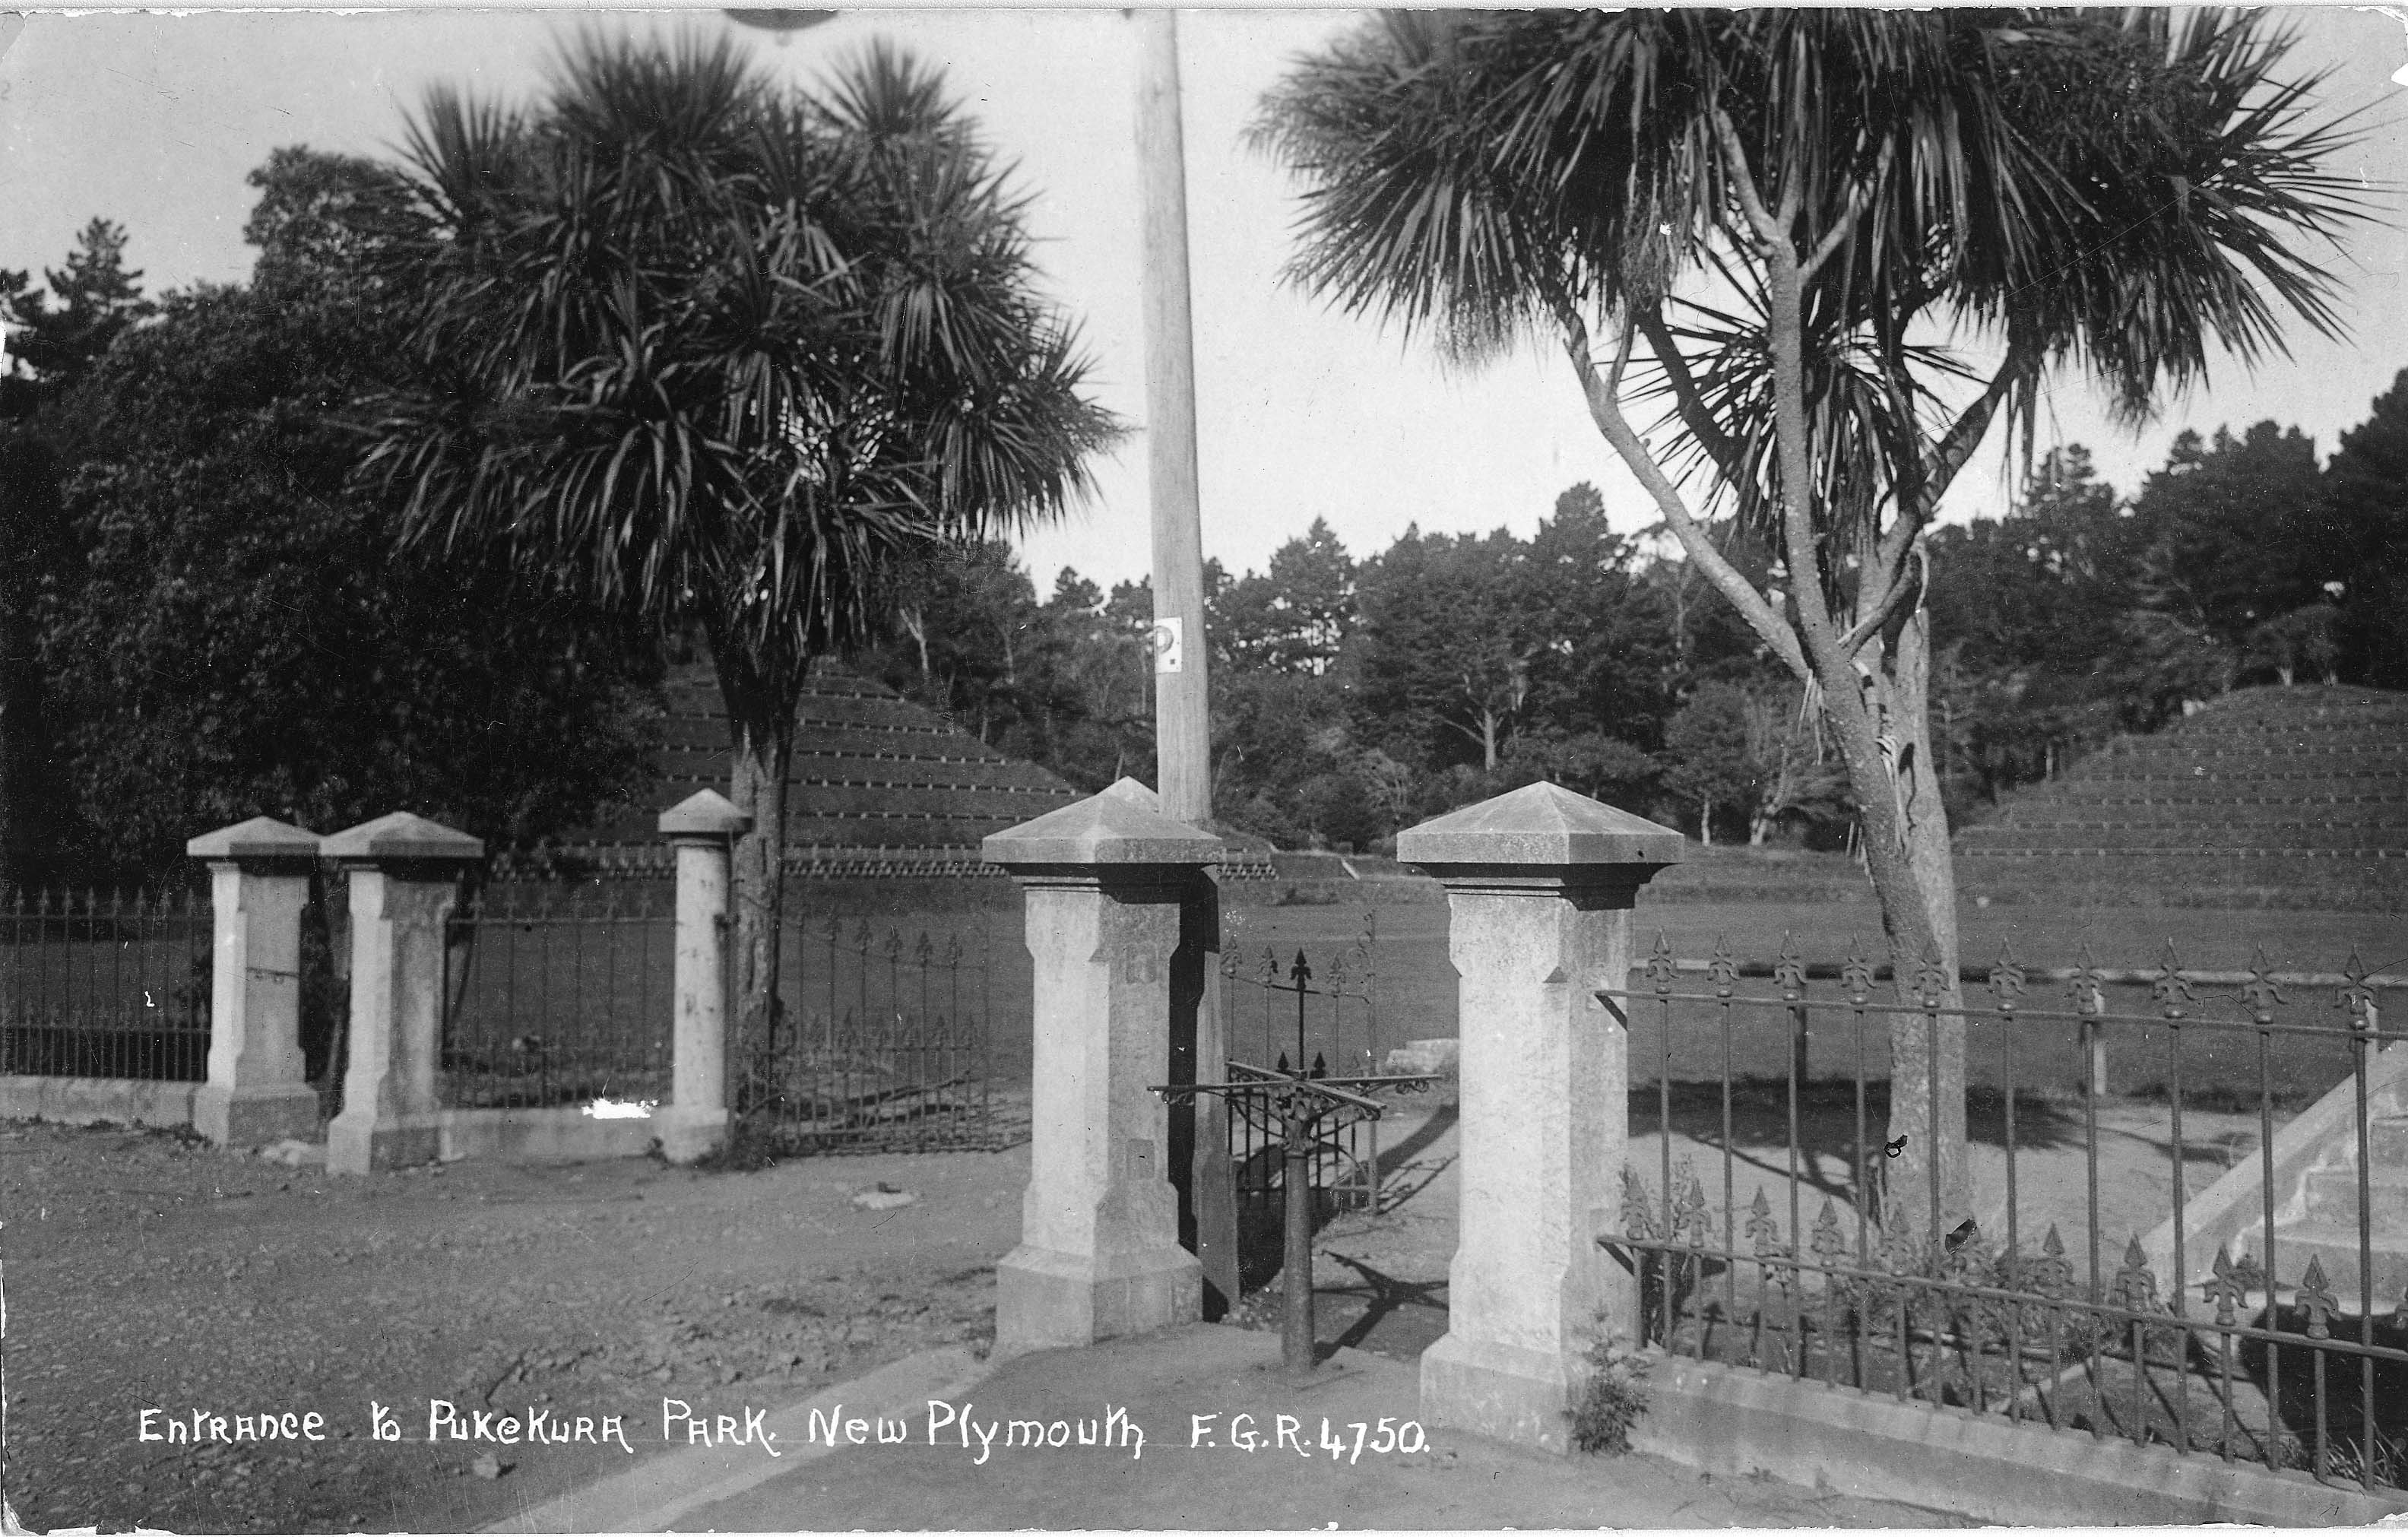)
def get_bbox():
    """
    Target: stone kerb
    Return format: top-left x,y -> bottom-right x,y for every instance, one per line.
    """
185,816 -> 323,1148
654,790 -> 751,1165
981,791 -> 1218,1355
1396,781 -> 1682,1453
322,812 -> 483,1175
